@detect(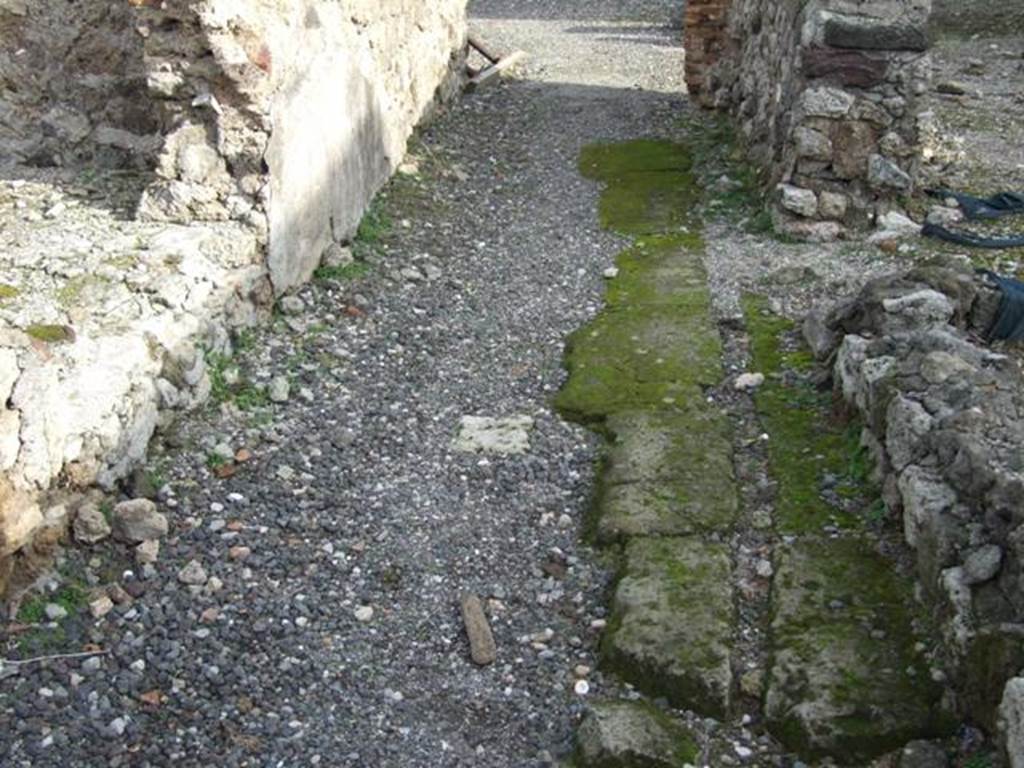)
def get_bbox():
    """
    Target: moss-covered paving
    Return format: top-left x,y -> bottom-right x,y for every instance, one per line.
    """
575,700 -> 700,768
602,536 -> 734,719
744,295 -> 955,761
765,538 -> 954,763
741,293 -> 867,533
595,410 -> 738,543
558,138 -> 737,738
